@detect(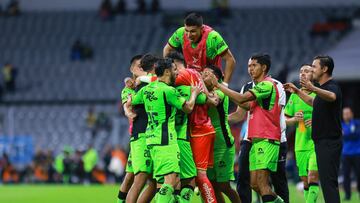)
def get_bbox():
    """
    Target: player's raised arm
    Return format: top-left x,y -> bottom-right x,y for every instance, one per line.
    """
284,83 -> 314,106
163,43 -> 176,58
215,82 -> 255,106
221,49 -> 236,84
182,83 -> 202,114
